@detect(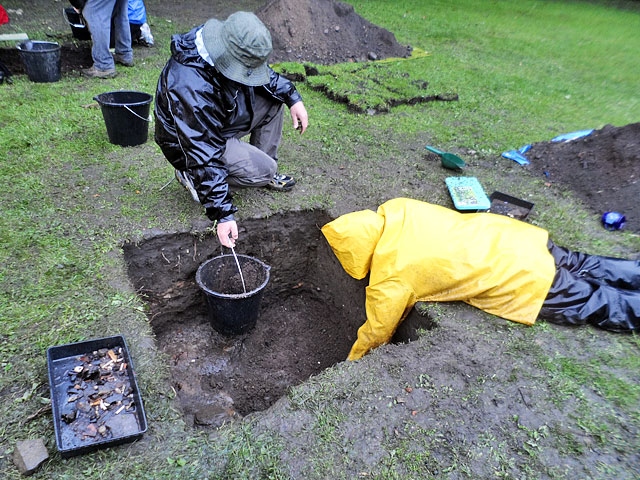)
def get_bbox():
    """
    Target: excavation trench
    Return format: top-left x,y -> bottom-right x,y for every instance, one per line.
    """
123,210 -> 428,427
